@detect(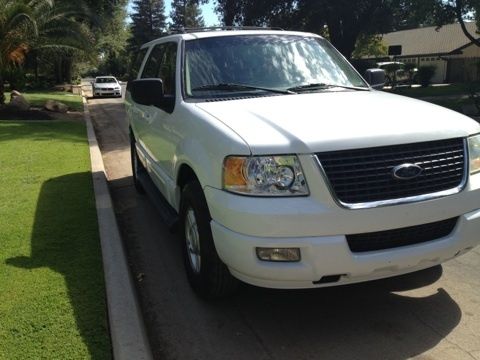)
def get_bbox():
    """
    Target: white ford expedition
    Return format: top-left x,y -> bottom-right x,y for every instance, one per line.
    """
125,29 -> 480,298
